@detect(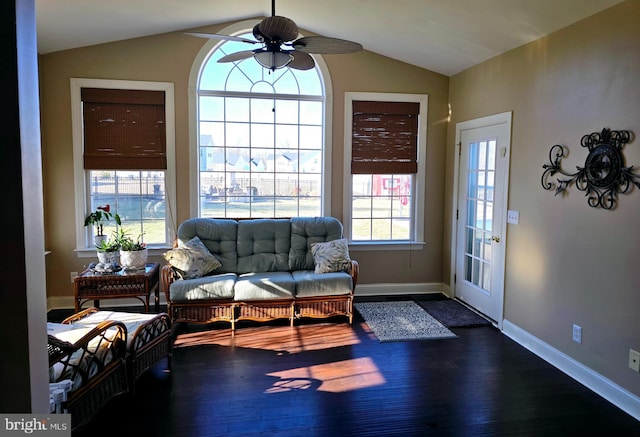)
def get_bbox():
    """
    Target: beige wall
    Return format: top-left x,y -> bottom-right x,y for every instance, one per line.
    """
39,0 -> 639,400
38,21 -> 449,300
447,0 -> 640,395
